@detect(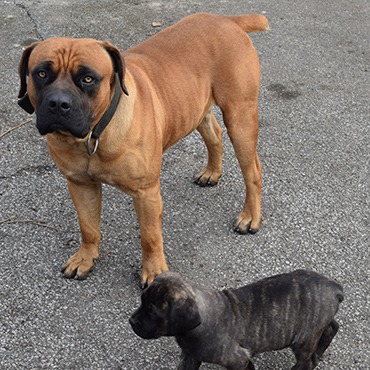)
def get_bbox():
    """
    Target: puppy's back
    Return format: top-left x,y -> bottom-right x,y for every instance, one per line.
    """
226,269 -> 343,352
232,269 -> 343,306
